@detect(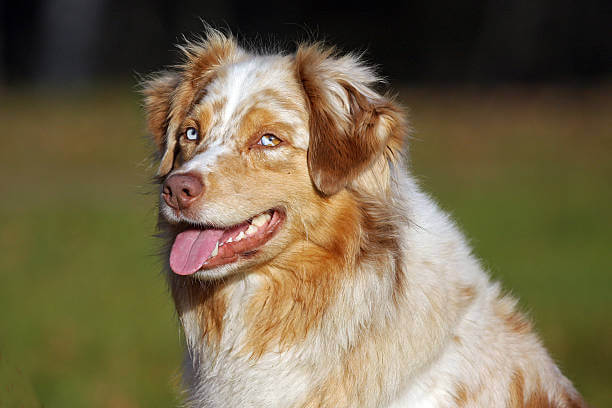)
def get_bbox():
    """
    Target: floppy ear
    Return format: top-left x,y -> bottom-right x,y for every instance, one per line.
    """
142,29 -> 243,177
295,44 -> 405,196
142,72 -> 180,177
